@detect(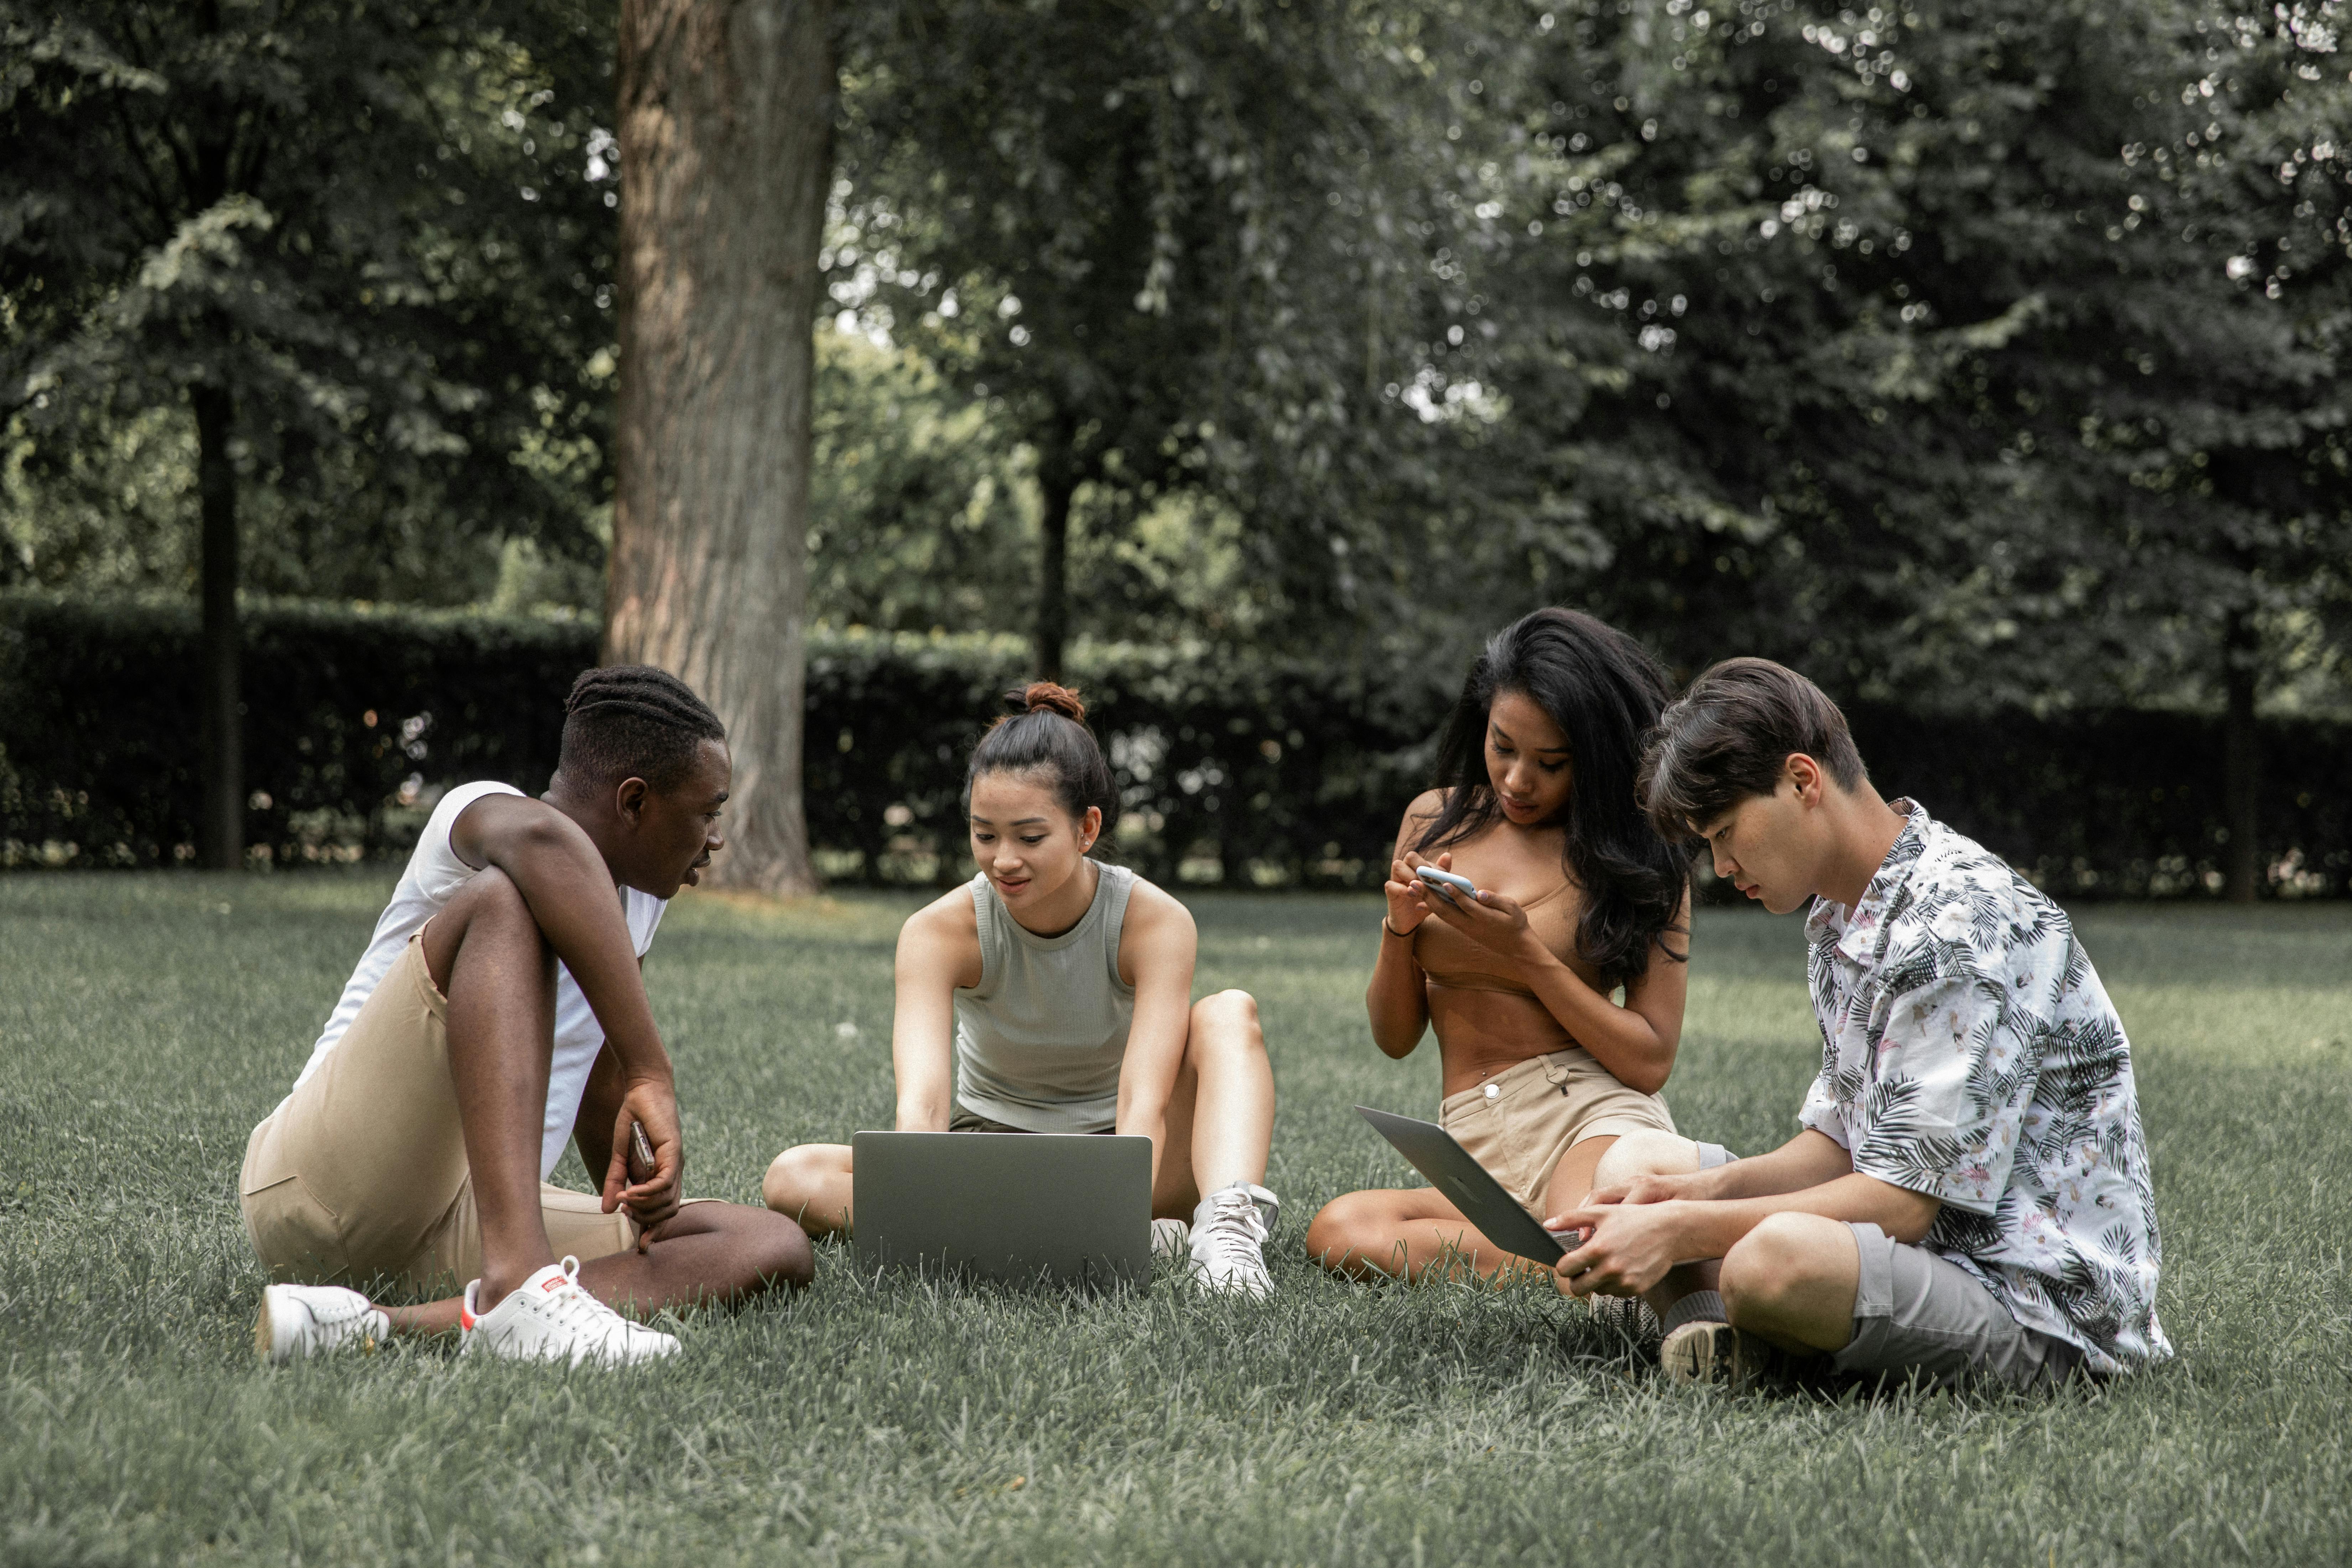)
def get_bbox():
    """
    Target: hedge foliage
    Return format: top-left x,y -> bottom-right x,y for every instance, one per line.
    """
4,593 -> 2346,898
